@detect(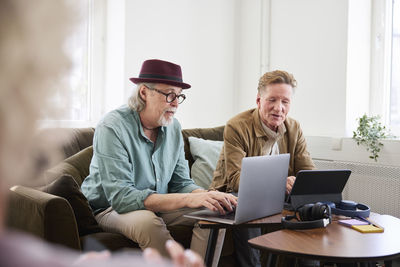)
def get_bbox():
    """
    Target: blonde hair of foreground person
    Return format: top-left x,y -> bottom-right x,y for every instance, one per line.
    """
0,1 -> 204,267
0,0 -> 73,189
